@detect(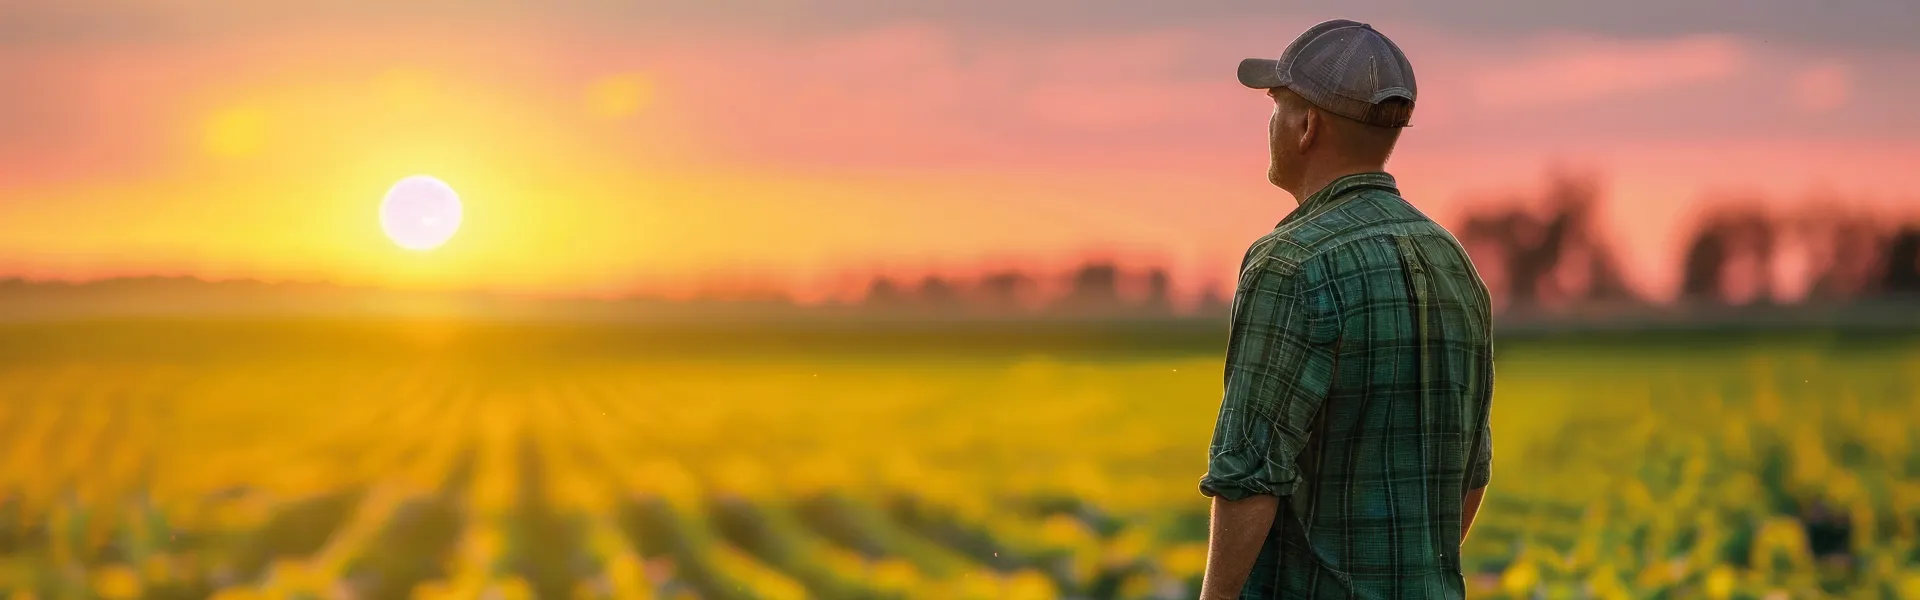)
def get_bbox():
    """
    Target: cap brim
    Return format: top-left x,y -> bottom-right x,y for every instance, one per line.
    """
1237,58 -> 1285,89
